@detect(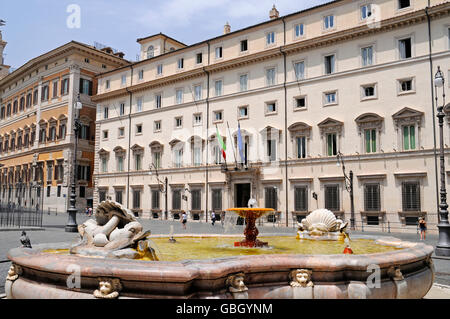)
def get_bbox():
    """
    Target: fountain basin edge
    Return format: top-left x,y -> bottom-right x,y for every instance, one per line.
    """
5,235 -> 435,299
